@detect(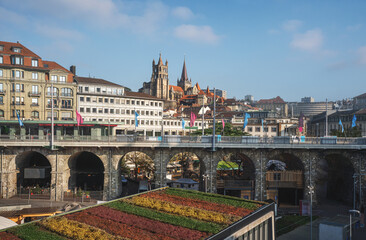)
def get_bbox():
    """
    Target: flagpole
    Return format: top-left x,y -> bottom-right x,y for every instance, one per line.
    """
51,81 -> 54,150
325,98 -> 328,137
202,101 -> 205,136
212,88 -> 216,152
